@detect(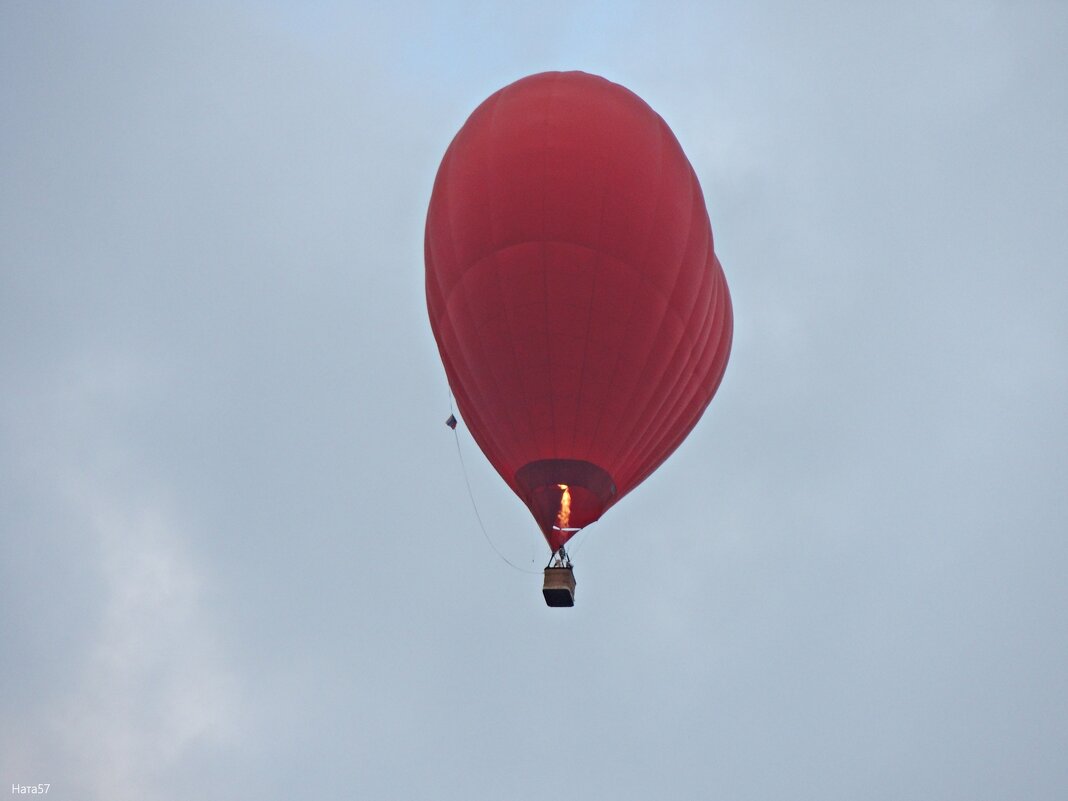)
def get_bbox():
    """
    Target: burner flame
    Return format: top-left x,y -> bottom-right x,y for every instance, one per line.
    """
555,484 -> 571,530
